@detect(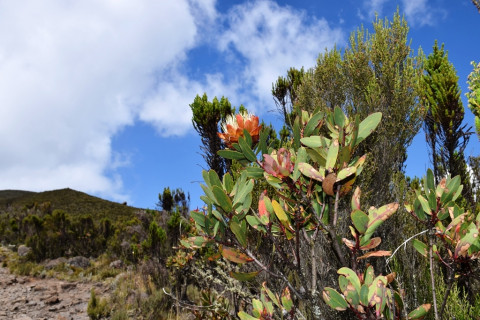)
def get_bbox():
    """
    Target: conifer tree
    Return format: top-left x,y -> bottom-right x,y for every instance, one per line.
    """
421,41 -> 473,205
295,11 -> 424,207
466,61 -> 480,140
190,93 -> 233,178
272,67 -> 306,129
